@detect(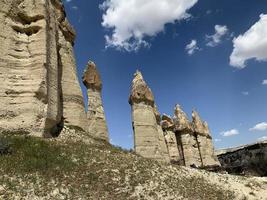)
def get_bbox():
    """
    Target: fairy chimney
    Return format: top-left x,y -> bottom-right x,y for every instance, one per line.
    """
83,61 -> 109,141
